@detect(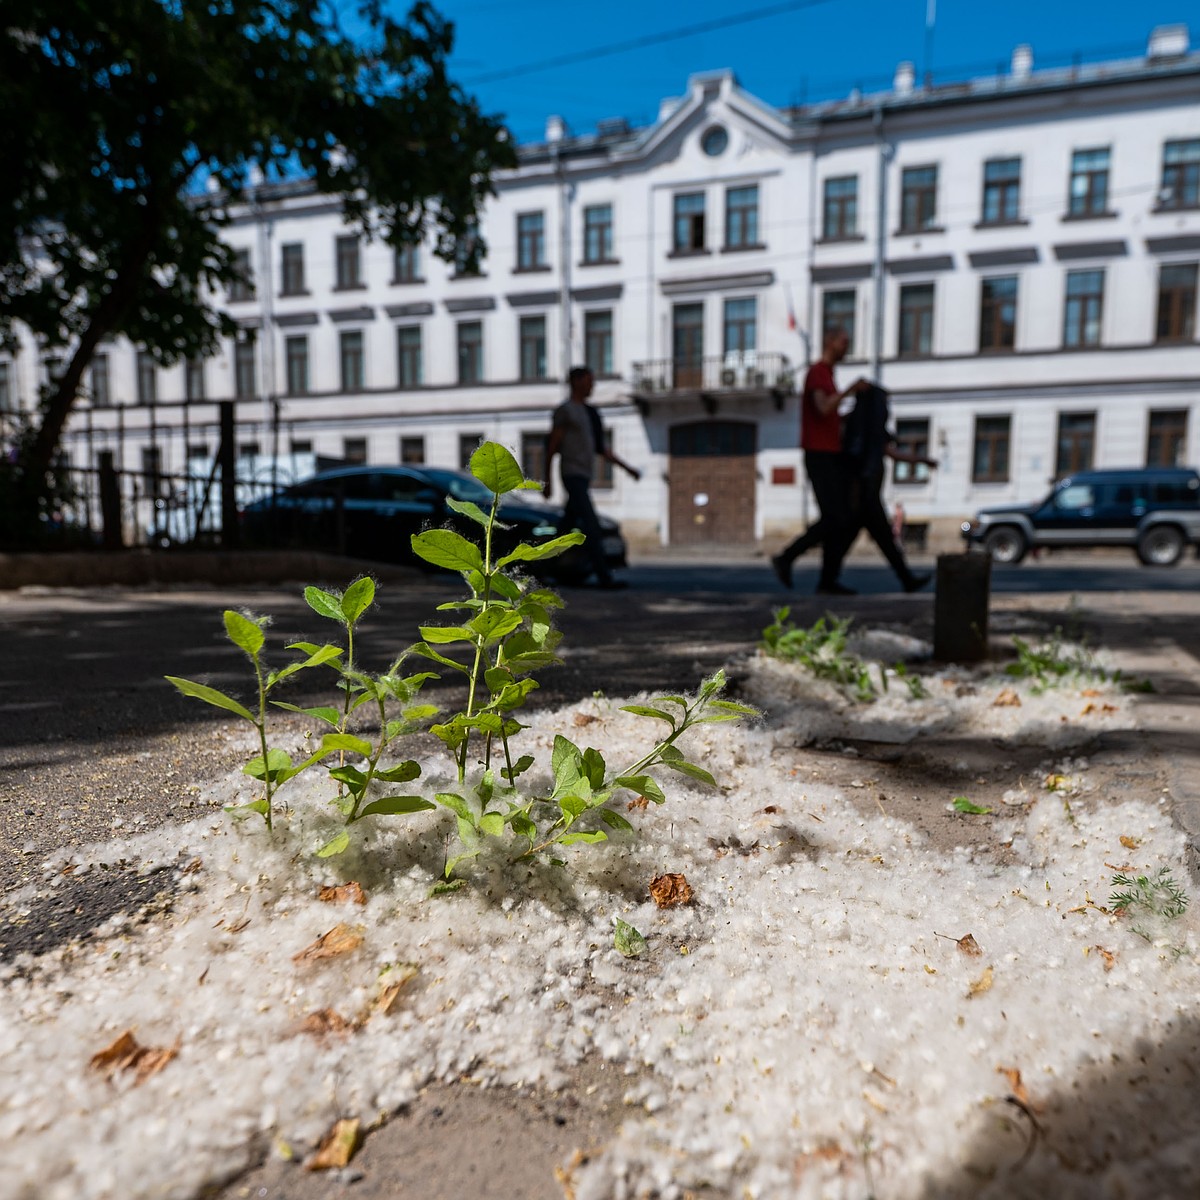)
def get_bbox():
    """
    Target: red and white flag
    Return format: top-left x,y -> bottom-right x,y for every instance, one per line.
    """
784,283 -> 797,331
